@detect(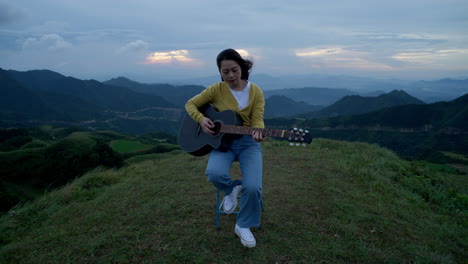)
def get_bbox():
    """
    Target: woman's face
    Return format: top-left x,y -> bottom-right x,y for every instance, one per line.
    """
219,60 -> 242,88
